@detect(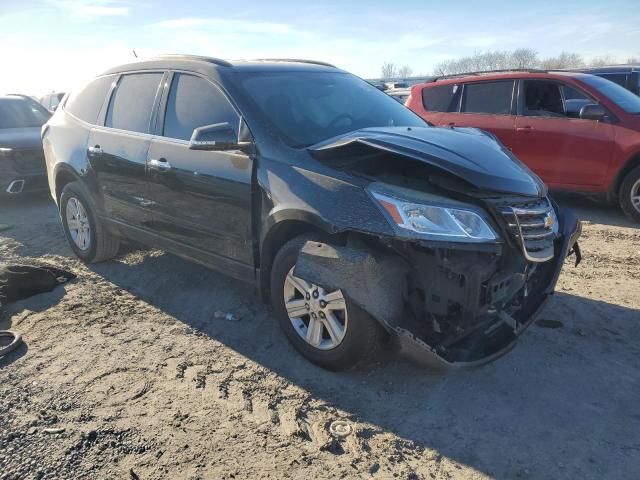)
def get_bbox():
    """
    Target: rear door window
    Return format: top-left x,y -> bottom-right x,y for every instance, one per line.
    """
65,75 -> 115,124
105,73 -> 163,134
422,84 -> 460,112
163,73 -> 239,141
461,81 -> 514,115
